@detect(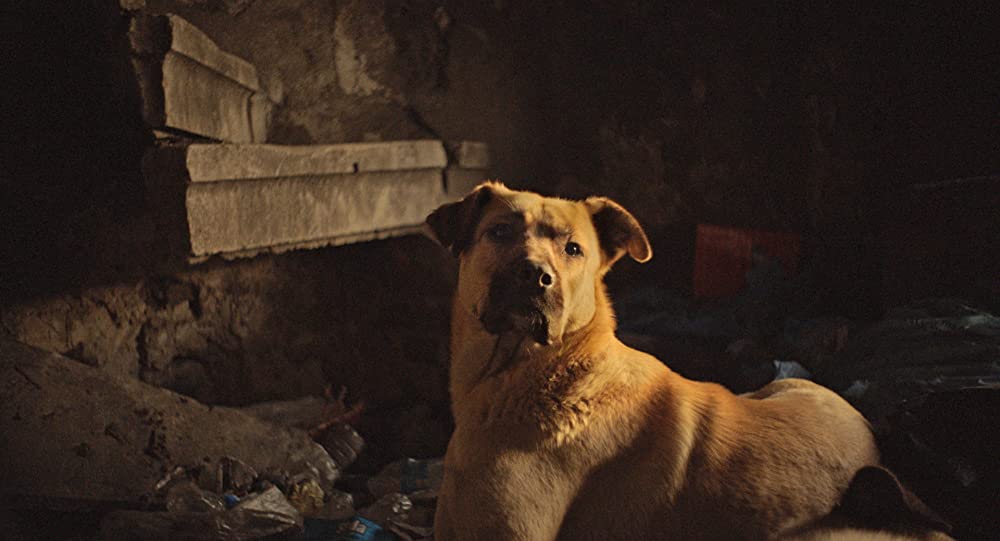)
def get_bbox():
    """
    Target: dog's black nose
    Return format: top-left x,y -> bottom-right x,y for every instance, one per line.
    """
515,259 -> 554,290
